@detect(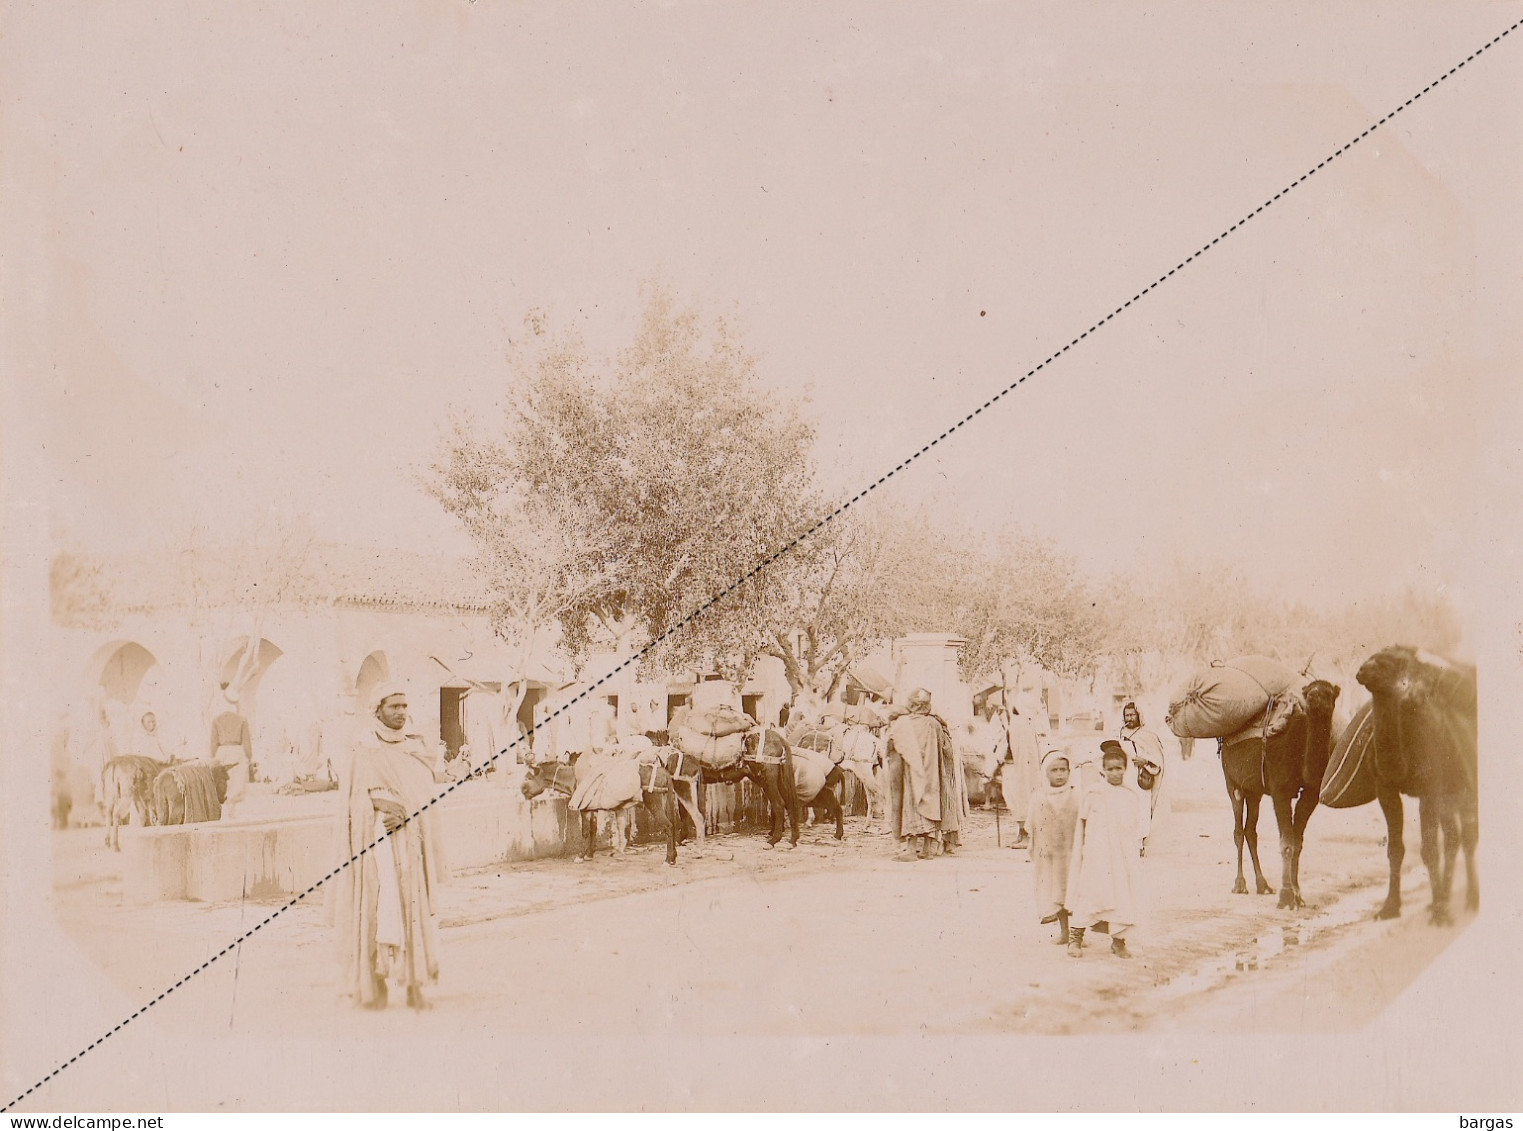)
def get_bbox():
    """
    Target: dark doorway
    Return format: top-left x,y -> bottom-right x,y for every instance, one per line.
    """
440,687 -> 467,760
741,693 -> 763,723
518,685 -> 547,754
